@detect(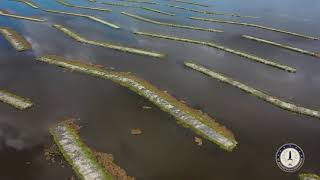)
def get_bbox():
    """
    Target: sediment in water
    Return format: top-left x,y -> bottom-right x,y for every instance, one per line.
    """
190,17 -> 319,40
56,0 -> 112,12
242,35 -> 320,58
0,10 -> 46,22
134,31 -> 296,72
0,89 -> 33,110
184,62 -> 320,119
53,24 -> 164,58
102,2 -> 175,16
299,173 -> 320,180
0,27 -> 32,51
44,9 -> 119,29
121,12 -> 222,32
13,0 -> 39,9
38,55 -> 238,151
174,0 -> 209,7
167,4 -> 258,18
